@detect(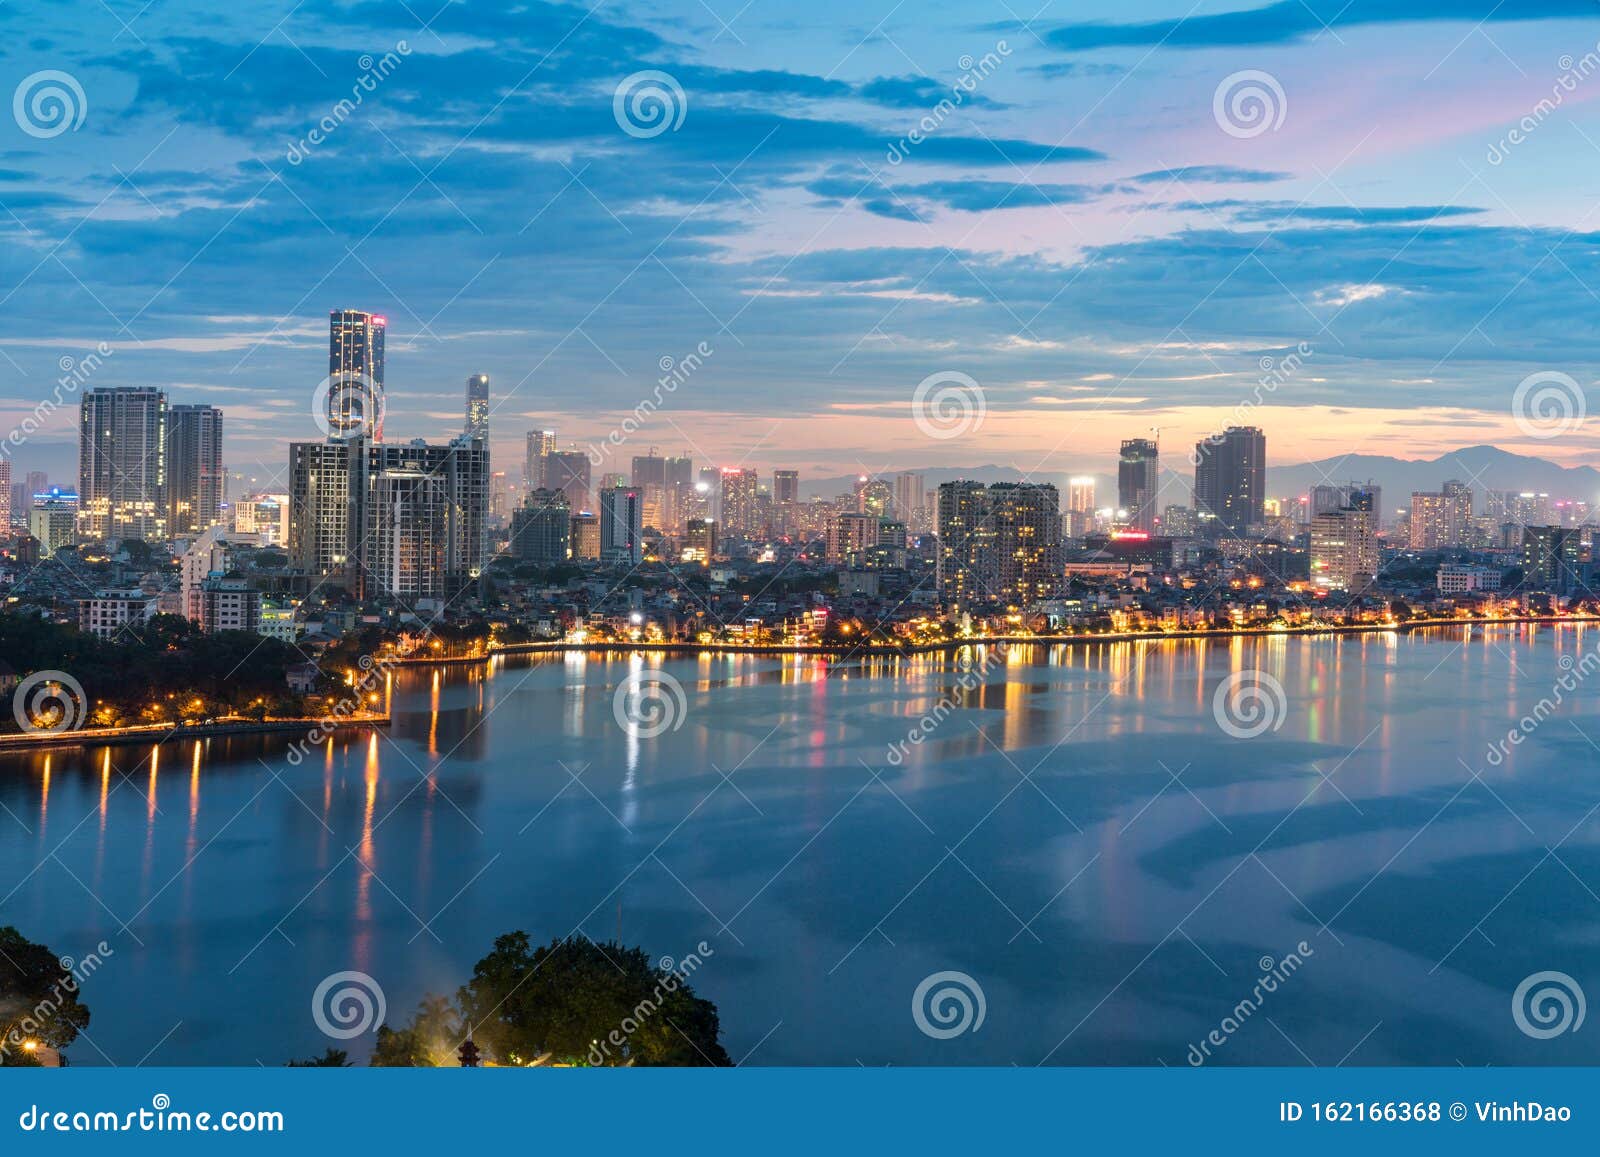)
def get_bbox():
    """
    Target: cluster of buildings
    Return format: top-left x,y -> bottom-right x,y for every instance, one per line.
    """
4,326 -> 1600,652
